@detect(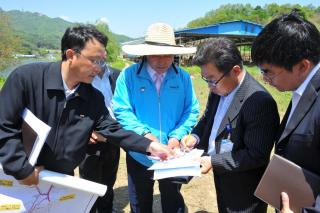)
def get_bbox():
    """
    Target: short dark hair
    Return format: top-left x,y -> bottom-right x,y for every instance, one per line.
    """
251,10 -> 320,71
61,25 -> 108,61
193,37 -> 243,74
